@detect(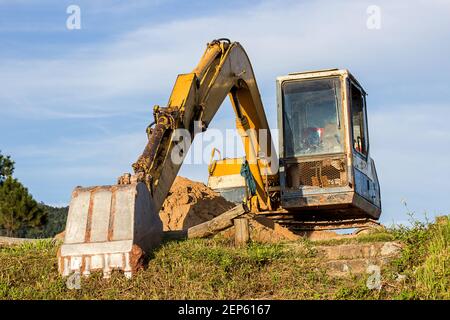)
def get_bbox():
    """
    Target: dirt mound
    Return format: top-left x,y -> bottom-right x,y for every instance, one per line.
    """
159,176 -> 235,231
219,215 -> 301,243
54,231 -> 65,241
